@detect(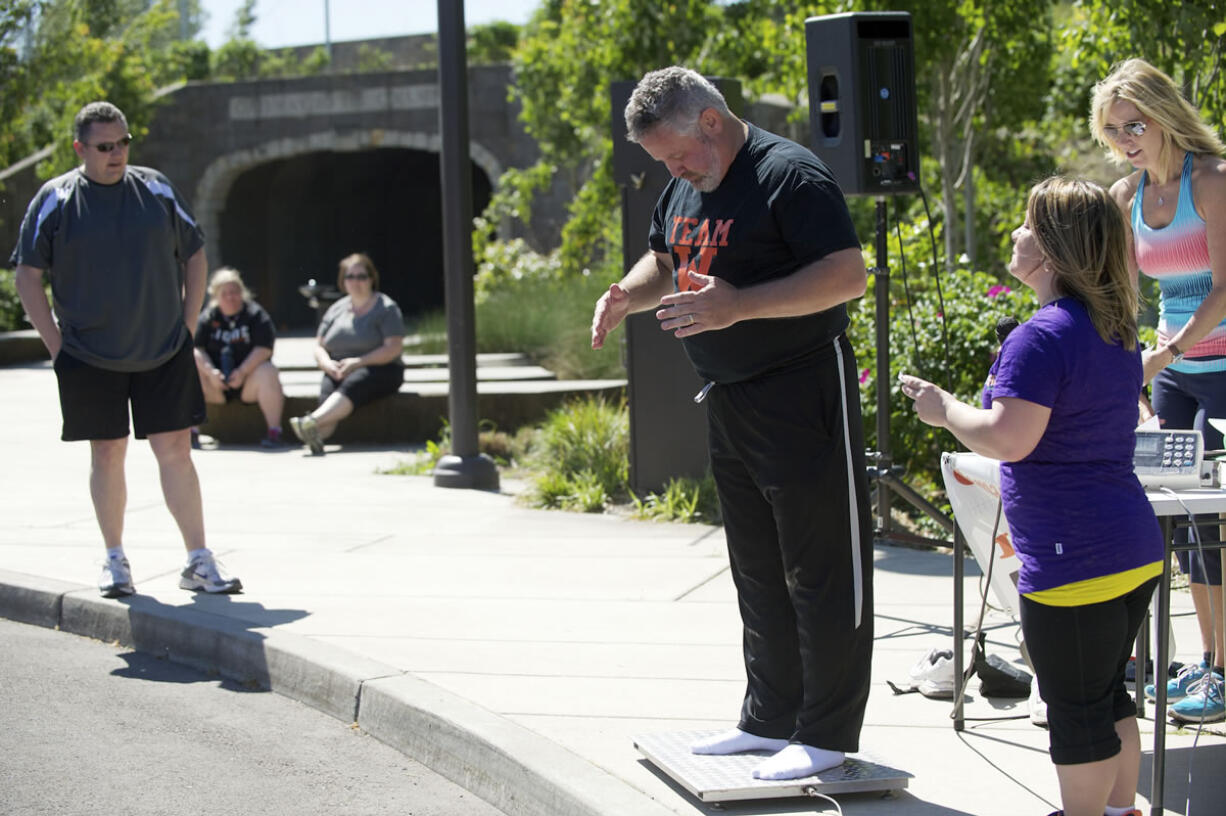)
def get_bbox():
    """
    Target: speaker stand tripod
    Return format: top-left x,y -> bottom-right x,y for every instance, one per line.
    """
864,197 -> 954,546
